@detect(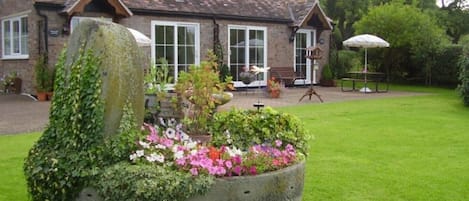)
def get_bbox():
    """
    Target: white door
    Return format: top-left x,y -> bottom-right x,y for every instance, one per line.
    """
294,29 -> 317,84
